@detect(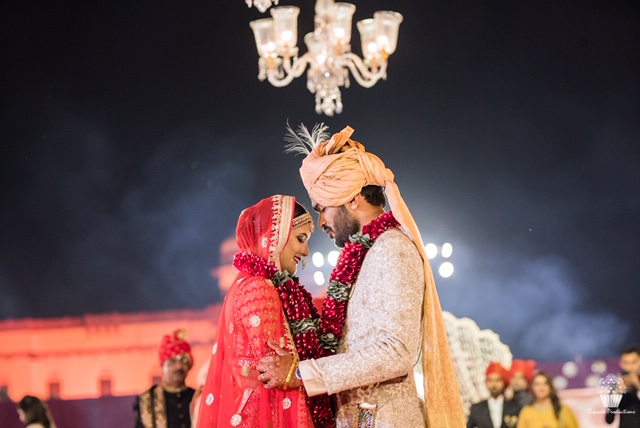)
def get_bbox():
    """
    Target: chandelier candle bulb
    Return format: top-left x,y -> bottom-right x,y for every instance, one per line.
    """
249,18 -> 276,57
271,6 -> 299,52
330,3 -> 356,45
374,11 -> 403,55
